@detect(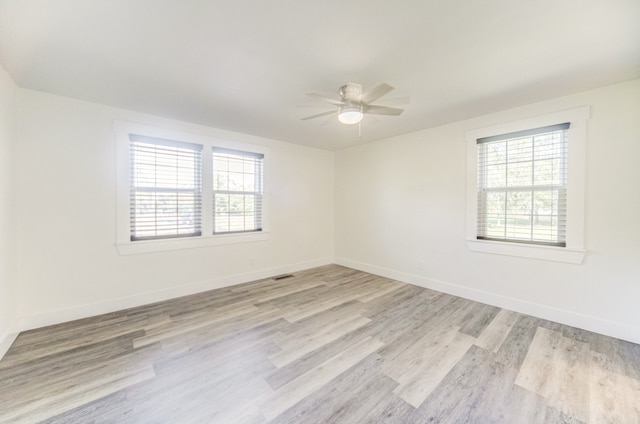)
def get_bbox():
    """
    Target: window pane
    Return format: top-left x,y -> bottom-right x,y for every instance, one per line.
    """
486,191 -> 505,214
243,173 -> 256,191
213,157 -> 228,172
506,191 -> 532,215
487,143 -> 506,166
484,214 -> 506,238
214,193 -> 229,213
244,214 -> 256,229
228,157 -> 244,173
533,190 -> 558,215
229,194 -> 245,213
505,216 -> 531,240
486,164 -> 506,188
508,137 -> 532,162
213,171 -> 228,190
215,216 -> 229,233
534,159 -> 556,186
228,172 -> 245,190
507,162 -> 532,187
